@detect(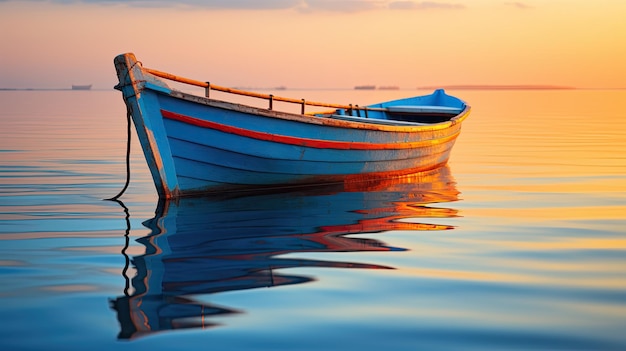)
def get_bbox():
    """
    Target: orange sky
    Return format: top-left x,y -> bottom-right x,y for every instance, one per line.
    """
1,0 -> 625,89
